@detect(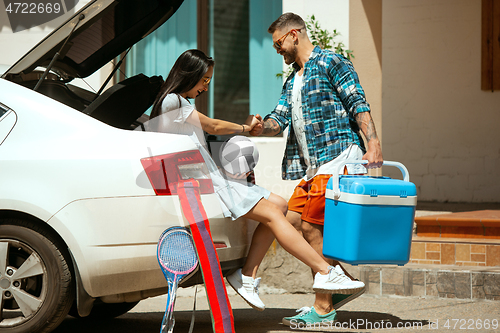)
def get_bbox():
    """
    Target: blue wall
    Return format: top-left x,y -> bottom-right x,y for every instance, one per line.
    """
126,0 -> 197,80
126,0 -> 282,118
249,0 -> 282,116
